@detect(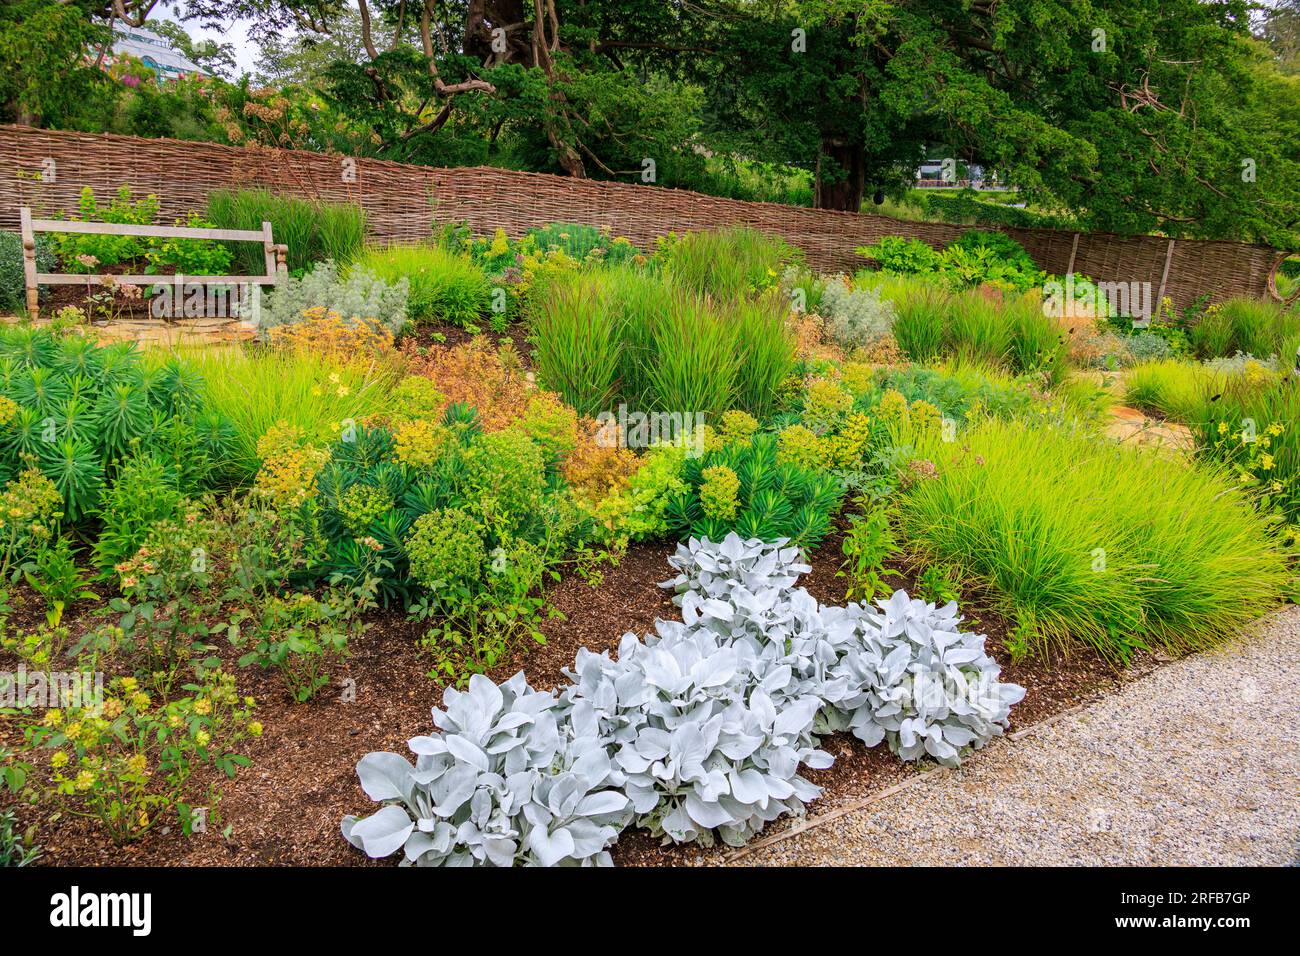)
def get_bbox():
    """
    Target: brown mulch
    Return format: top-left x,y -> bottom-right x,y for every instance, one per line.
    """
3,529 -> 1154,868
400,320 -> 534,370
